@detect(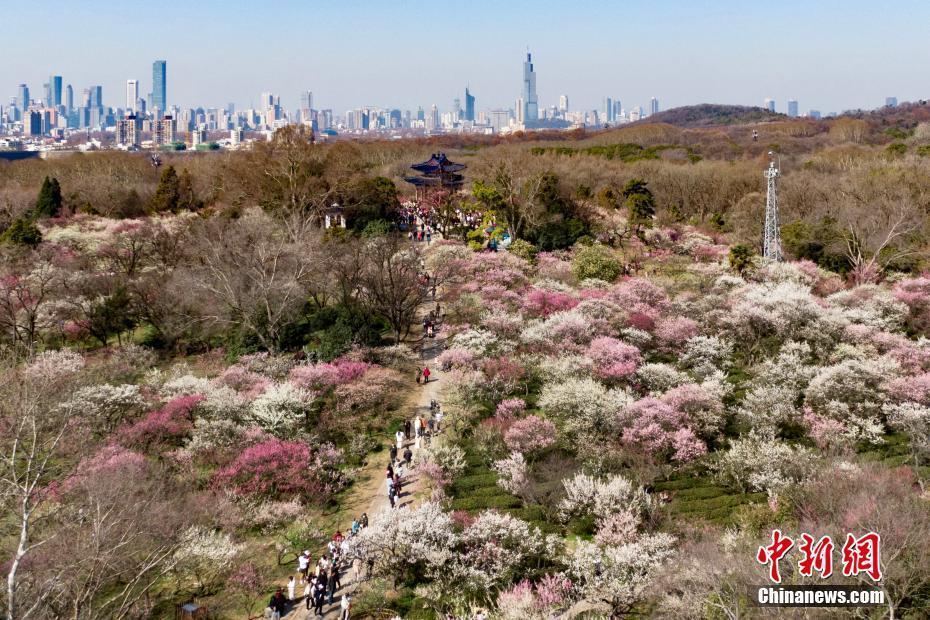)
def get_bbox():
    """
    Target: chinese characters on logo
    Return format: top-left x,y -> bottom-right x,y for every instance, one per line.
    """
757,530 -> 881,583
